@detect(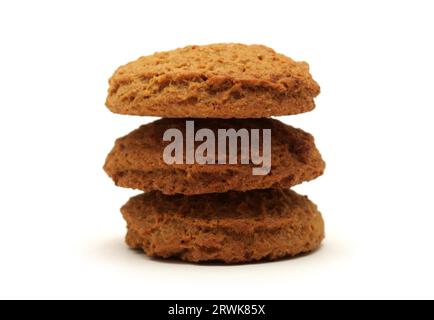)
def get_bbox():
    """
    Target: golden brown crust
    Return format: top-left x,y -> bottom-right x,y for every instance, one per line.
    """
106,44 -> 320,118
103,118 -> 325,195
122,189 -> 325,263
